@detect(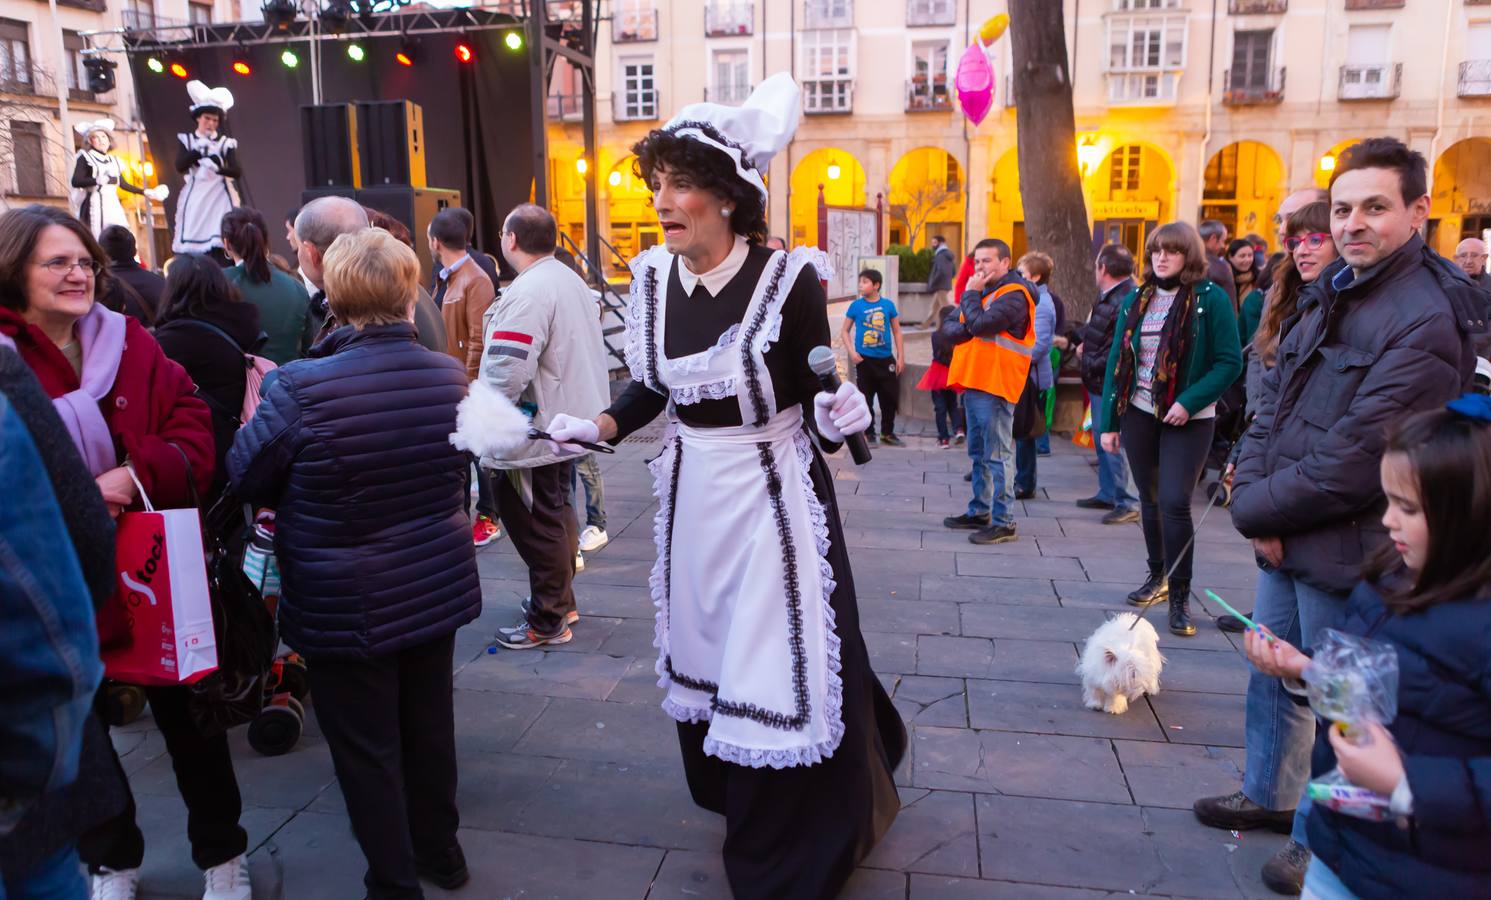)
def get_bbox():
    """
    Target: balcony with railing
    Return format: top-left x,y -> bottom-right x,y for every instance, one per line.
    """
905,76 -> 951,111
1223,66 -> 1285,104
613,89 -> 660,121
803,0 -> 852,30
546,93 -> 584,121
802,77 -> 853,113
58,0 -> 109,11
1344,0 -> 1403,8
907,0 -> 955,26
705,2 -> 753,36
612,6 -> 657,42
1459,60 -> 1491,97
705,83 -> 752,104
1105,70 -> 1181,105
1228,0 -> 1286,12
1338,62 -> 1400,101
0,65 -> 36,96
